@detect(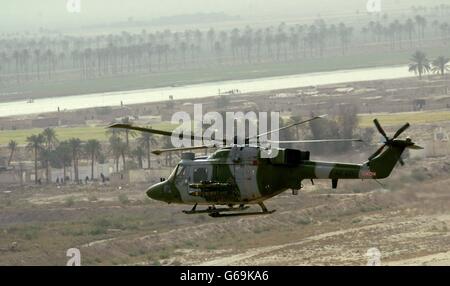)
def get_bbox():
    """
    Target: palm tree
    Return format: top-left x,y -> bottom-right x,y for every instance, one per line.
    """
253,29 -> 263,62
84,139 -> 102,180
7,140 -> 17,166
338,23 -> 353,55
136,131 -> 157,169
42,127 -> 58,150
109,135 -> 127,172
68,138 -> 83,183
414,15 -> 427,42
44,49 -> 54,80
54,141 -> 72,183
409,51 -> 430,79
162,136 -> 173,166
39,149 -> 54,182
13,50 -> 20,83
34,49 -> 41,80
405,18 -> 415,47
207,28 -> 216,51
26,134 -> 44,184
21,49 -> 30,81
431,56 -> 450,77
120,116 -> 135,148
132,146 -> 145,169
41,128 -> 58,183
